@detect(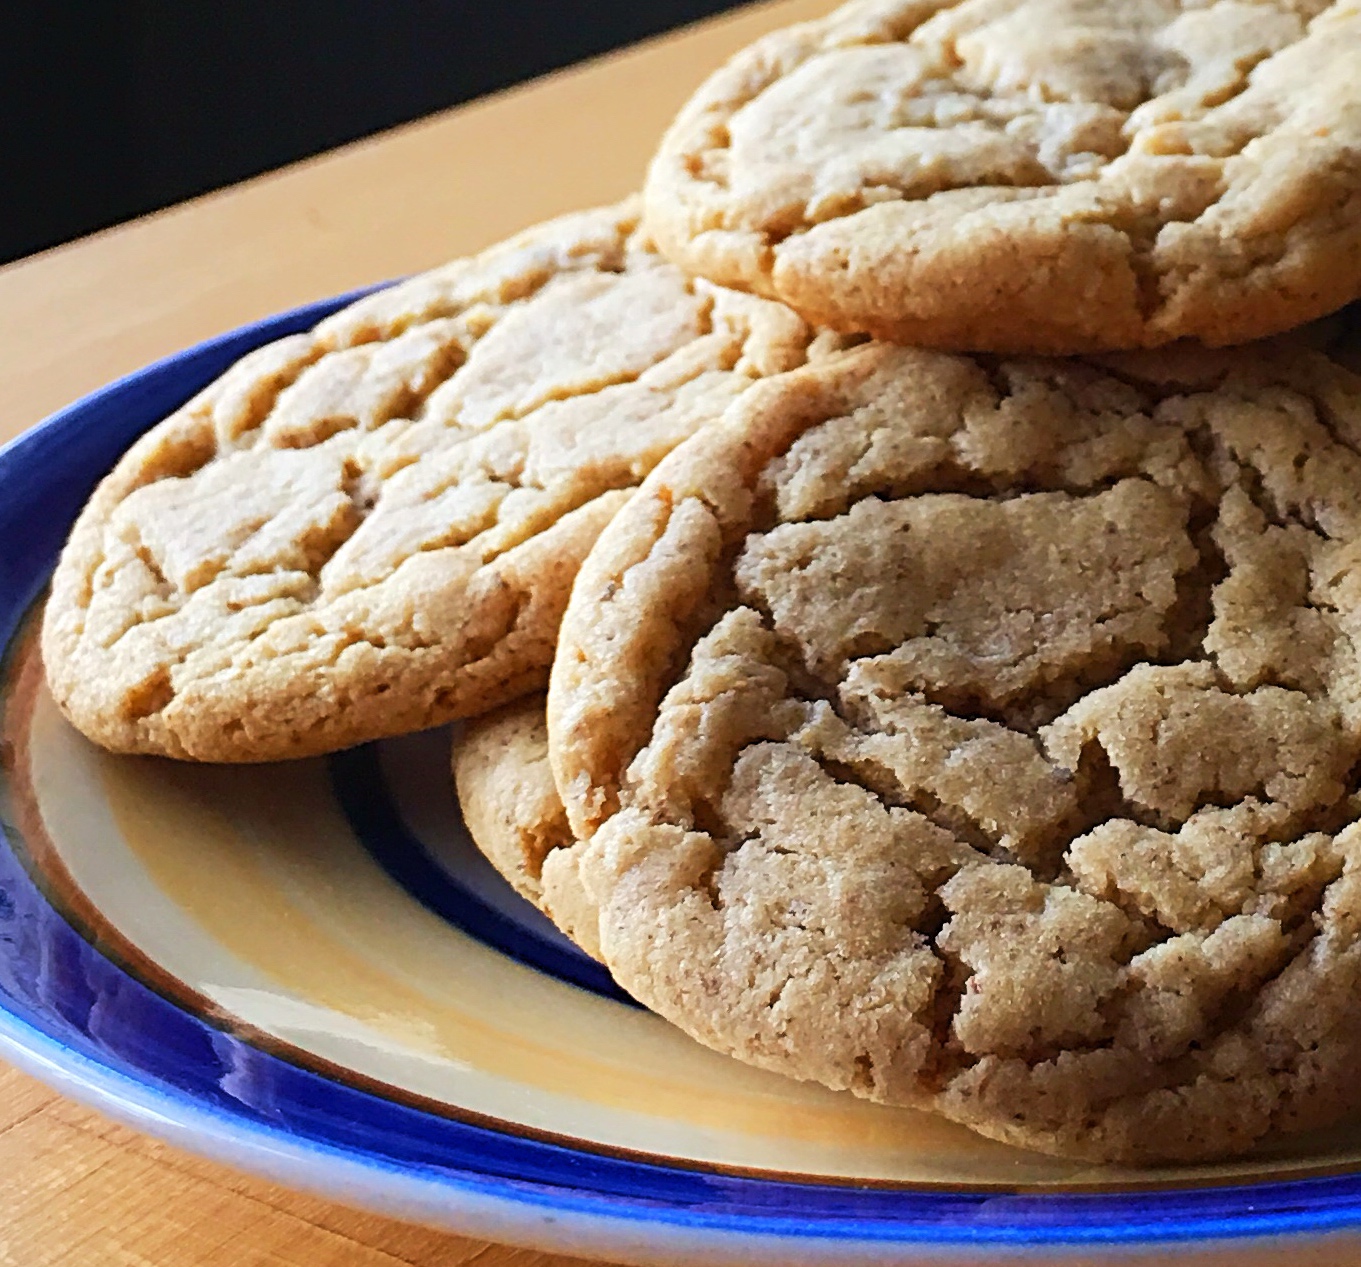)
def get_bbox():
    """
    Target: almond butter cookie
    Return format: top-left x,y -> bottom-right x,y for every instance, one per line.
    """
543,316 -> 1361,1161
43,200 -> 837,761
644,0 -> 1361,354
